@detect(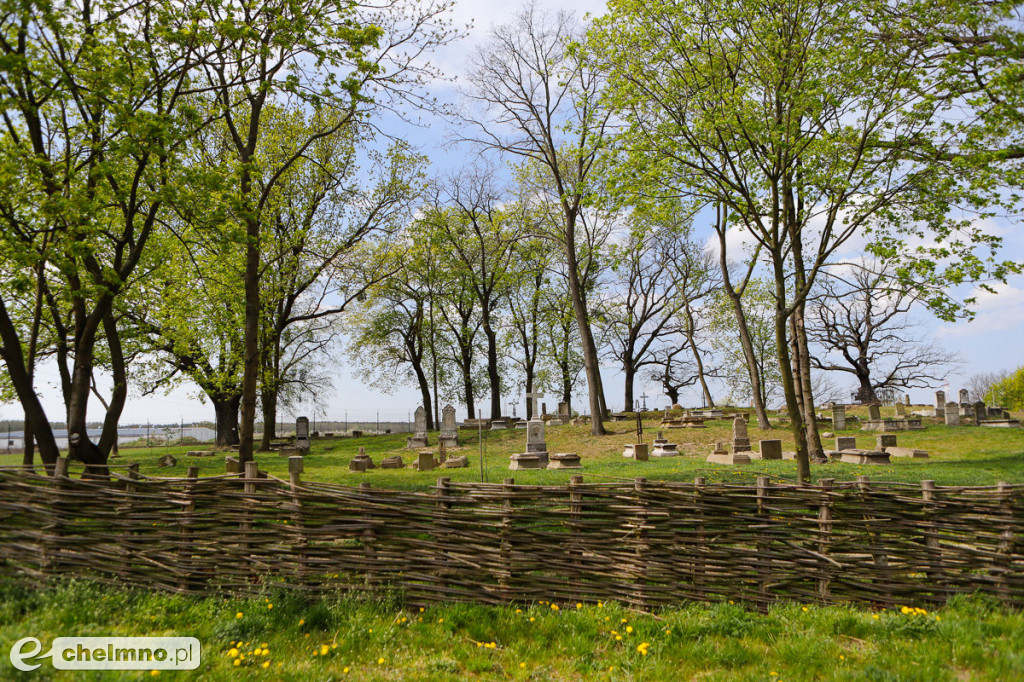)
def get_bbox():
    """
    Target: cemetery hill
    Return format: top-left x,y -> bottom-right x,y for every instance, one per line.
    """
1,0 -> 1024,679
